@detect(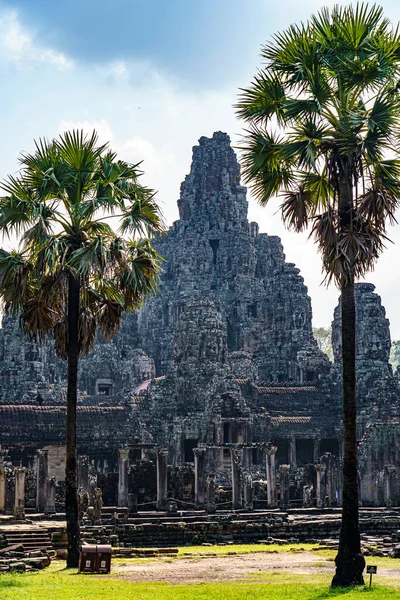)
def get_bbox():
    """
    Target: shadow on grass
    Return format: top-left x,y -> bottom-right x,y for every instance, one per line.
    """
311,585 -> 375,598
56,567 -> 79,575
0,576 -> 25,588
